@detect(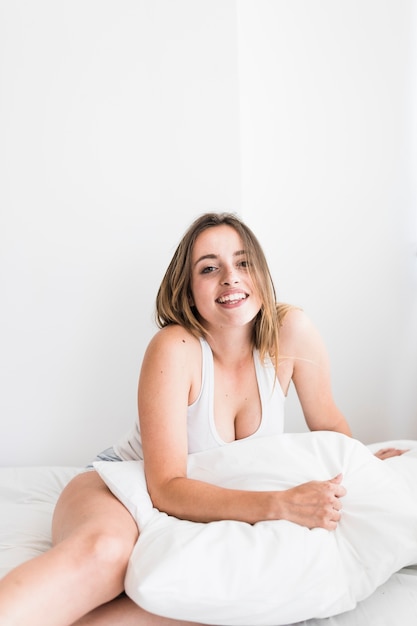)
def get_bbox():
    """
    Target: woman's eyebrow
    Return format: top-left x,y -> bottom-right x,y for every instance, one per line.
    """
194,253 -> 217,267
193,250 -> 246,267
